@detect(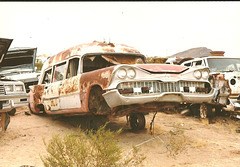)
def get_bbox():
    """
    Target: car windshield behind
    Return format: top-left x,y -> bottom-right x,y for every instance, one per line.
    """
207,58 -> 240,72
83,54 -> 145,73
